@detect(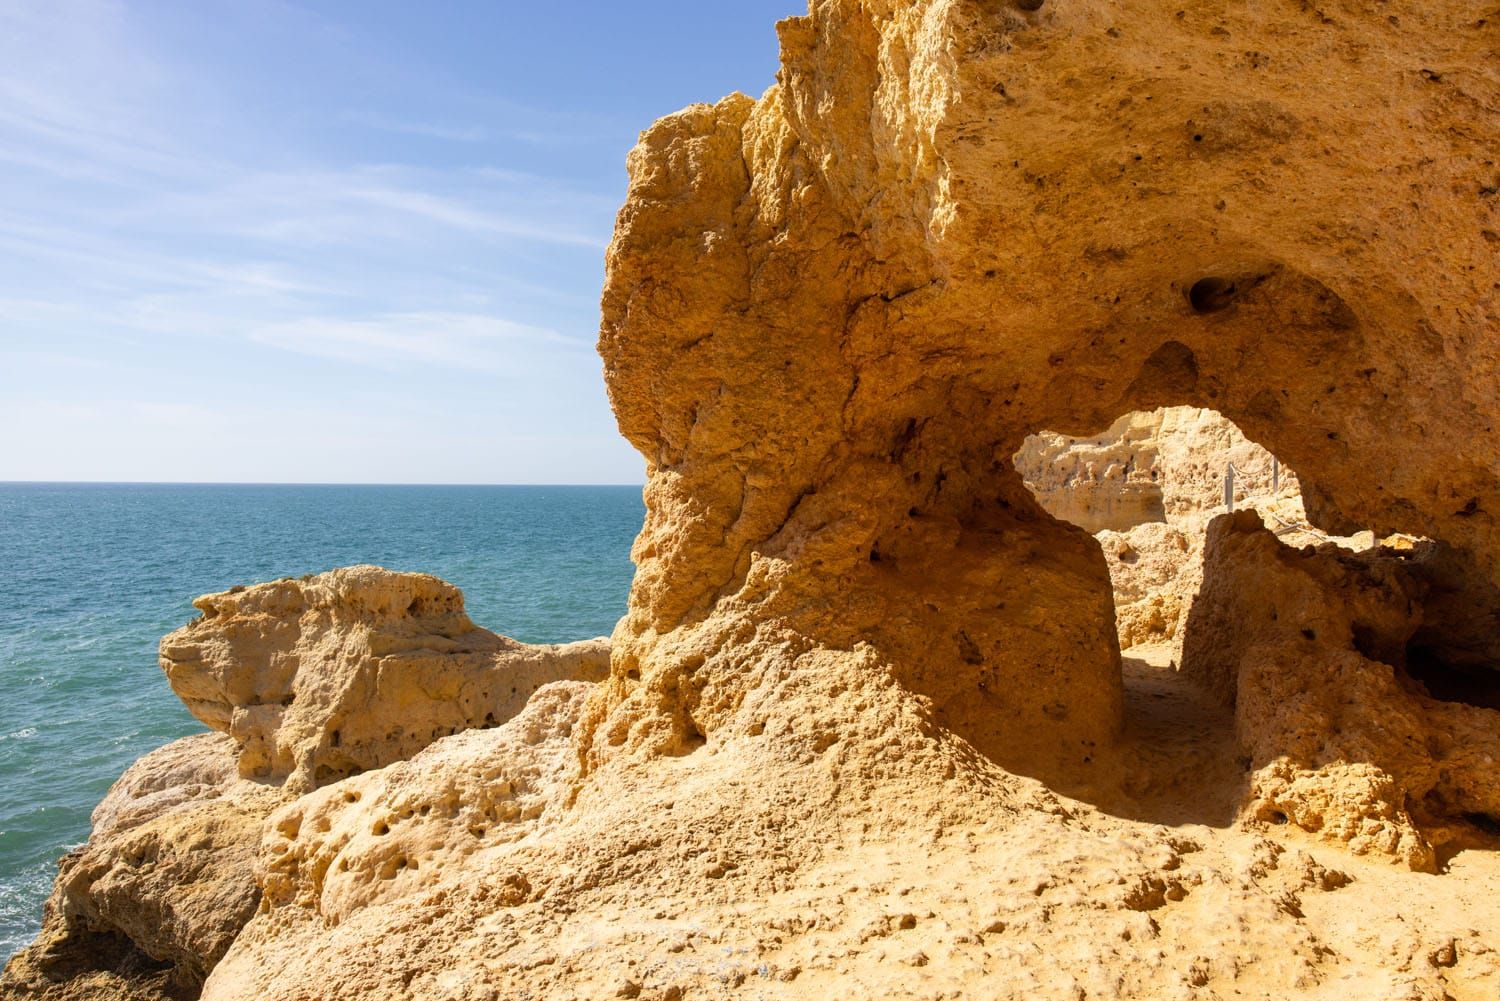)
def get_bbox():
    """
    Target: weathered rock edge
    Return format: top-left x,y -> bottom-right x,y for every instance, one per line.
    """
1,567 -> 608,998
